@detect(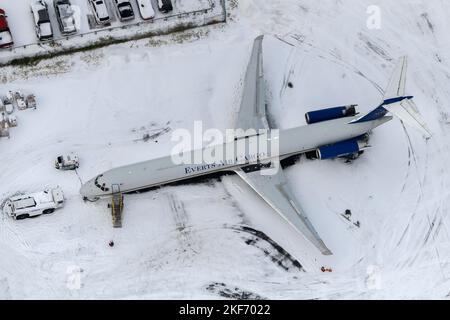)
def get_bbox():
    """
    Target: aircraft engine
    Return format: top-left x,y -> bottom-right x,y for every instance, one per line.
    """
305,105 -> 357,124
316,137 -> 369,160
